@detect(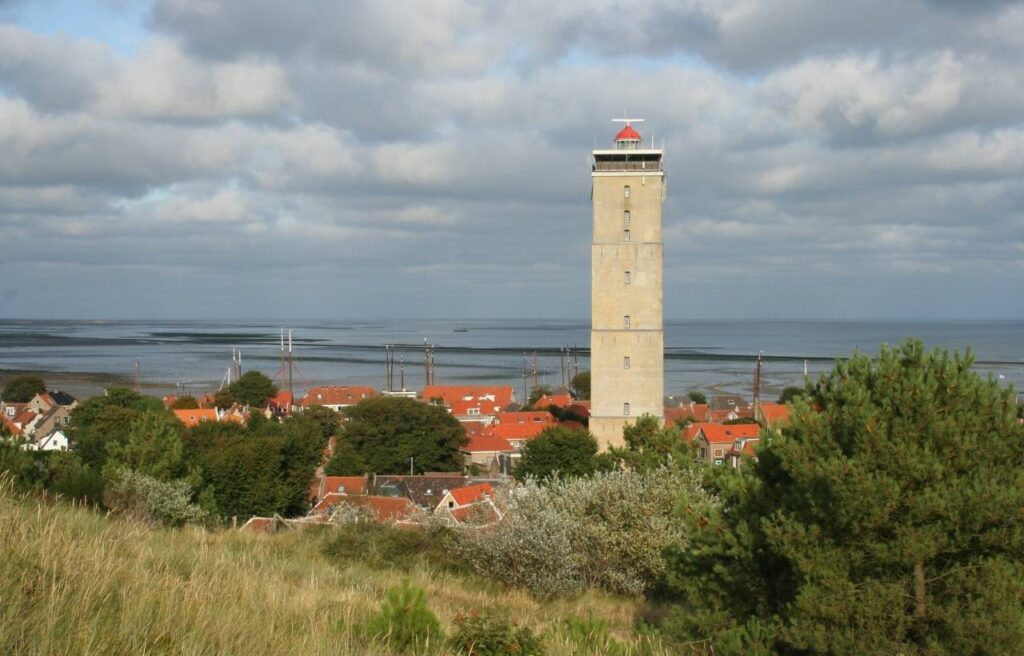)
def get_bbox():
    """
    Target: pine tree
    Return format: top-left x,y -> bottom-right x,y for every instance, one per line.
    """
664,339 -> 1024,655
